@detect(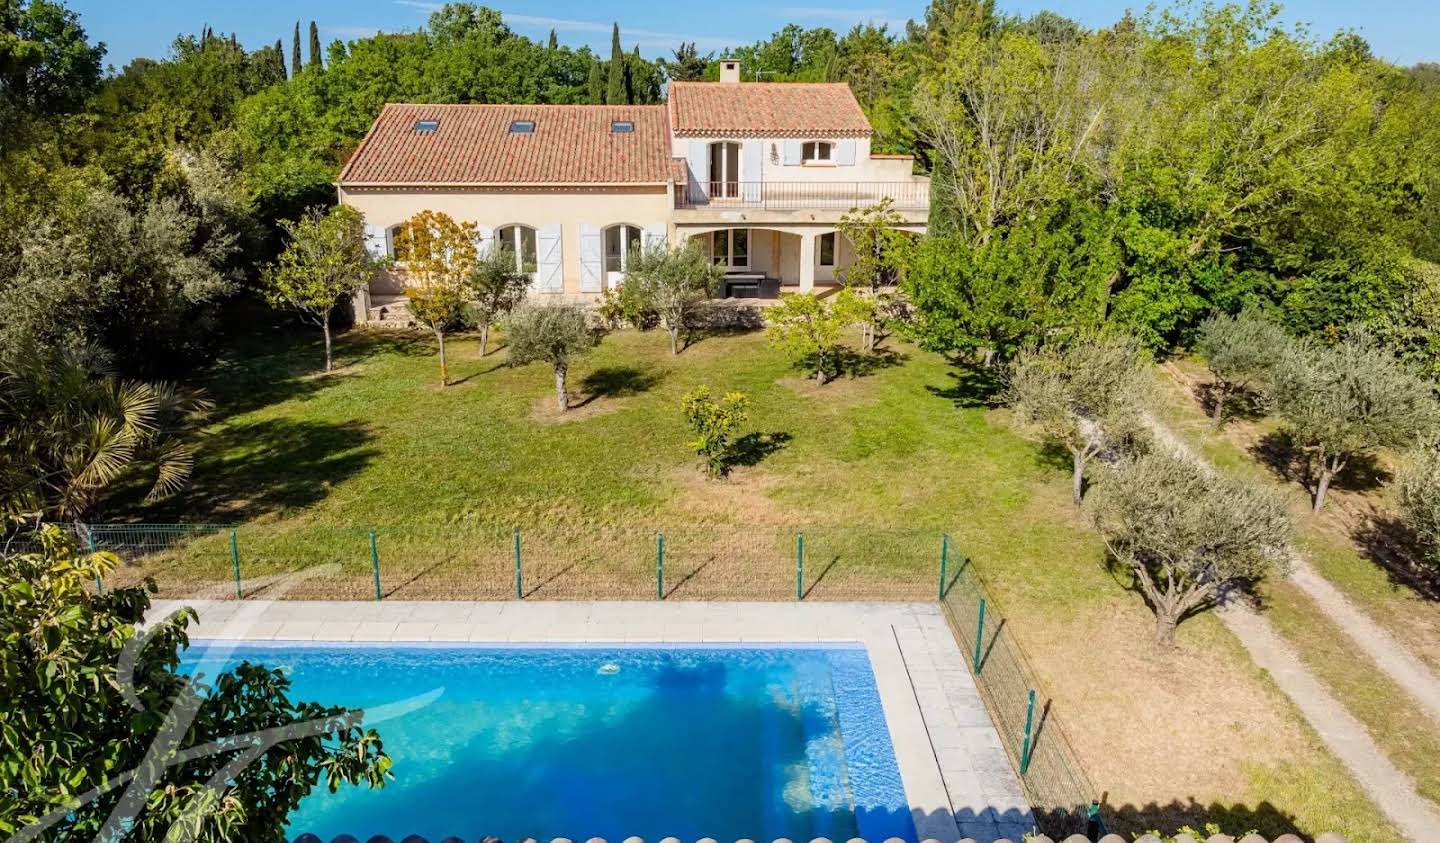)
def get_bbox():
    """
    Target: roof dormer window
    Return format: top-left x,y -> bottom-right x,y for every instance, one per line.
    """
509,120 -> 535,134
611,120 -> 634,133
414,119 -> 439,133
